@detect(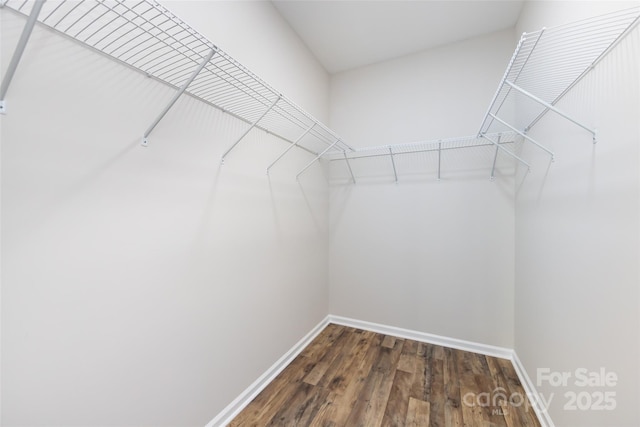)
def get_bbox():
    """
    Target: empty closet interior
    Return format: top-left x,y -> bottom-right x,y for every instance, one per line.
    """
1,1 -> 639,426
